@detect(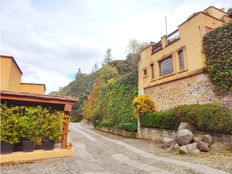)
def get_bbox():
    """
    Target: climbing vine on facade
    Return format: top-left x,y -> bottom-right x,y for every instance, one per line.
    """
203,21 -> 232,93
